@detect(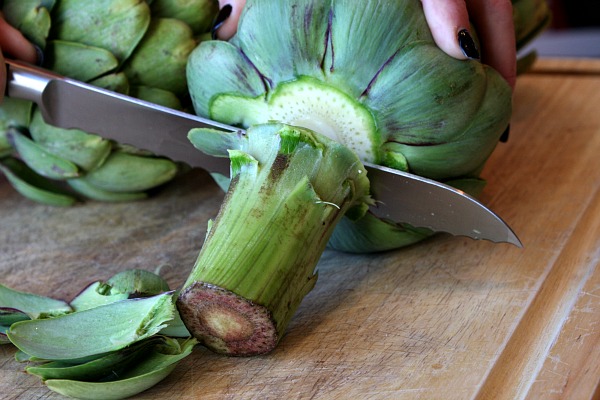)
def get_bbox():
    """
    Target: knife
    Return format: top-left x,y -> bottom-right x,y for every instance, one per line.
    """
5,59 -> 521,247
